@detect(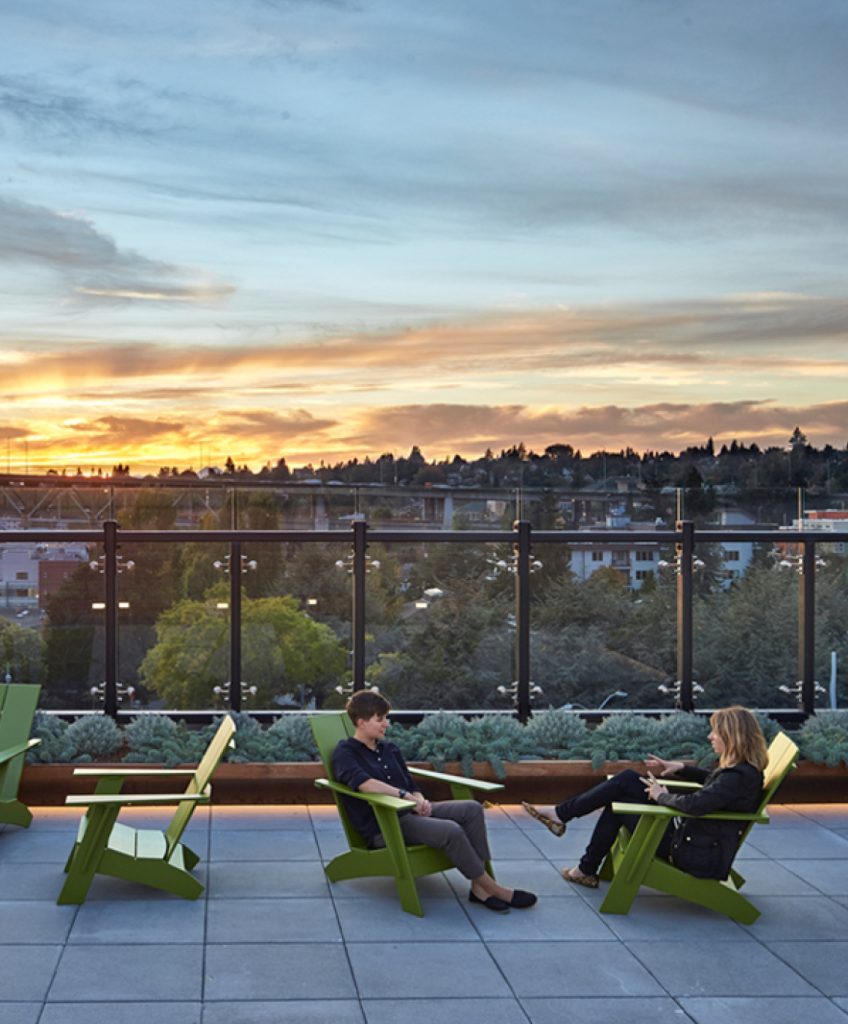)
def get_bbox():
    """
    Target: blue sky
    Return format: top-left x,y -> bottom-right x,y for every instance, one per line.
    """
1,0 -> 847,471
